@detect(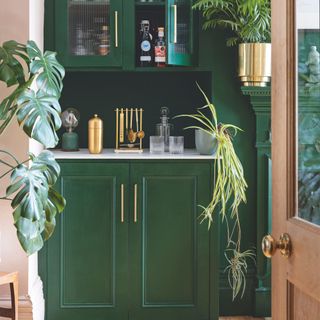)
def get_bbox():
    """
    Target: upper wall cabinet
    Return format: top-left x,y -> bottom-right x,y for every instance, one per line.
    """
167,0 -> 194,66
55,0 -> 123,67
50,0 -> 196,69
